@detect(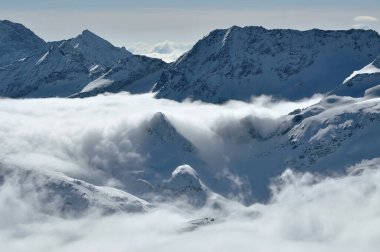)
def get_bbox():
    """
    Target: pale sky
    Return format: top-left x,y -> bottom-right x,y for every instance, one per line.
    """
1,0 -> 379,61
